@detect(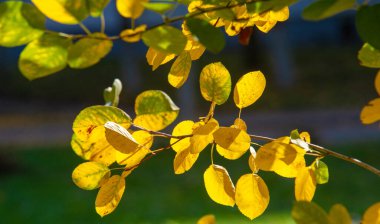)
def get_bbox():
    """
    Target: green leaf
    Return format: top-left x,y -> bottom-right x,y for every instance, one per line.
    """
104,79 -> 123,107
358,43 -> 380,68
87,0 -> 110,17
68,33 -> 113,69
290,129 -> 301,140
246,0 -> 297,14
186,18 -> 225,54
200,62 -> 231,105
72,162 -> 111,190
18,33 -> 72,80
134,90 -> 180,131
142,25 -> 187,55
0,1 -> 45,47
313,160 -> 329,184
302,0 -> 355,21
292,201 -> 331,224
142,2 -> 175,14
356,4 -> 380,50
